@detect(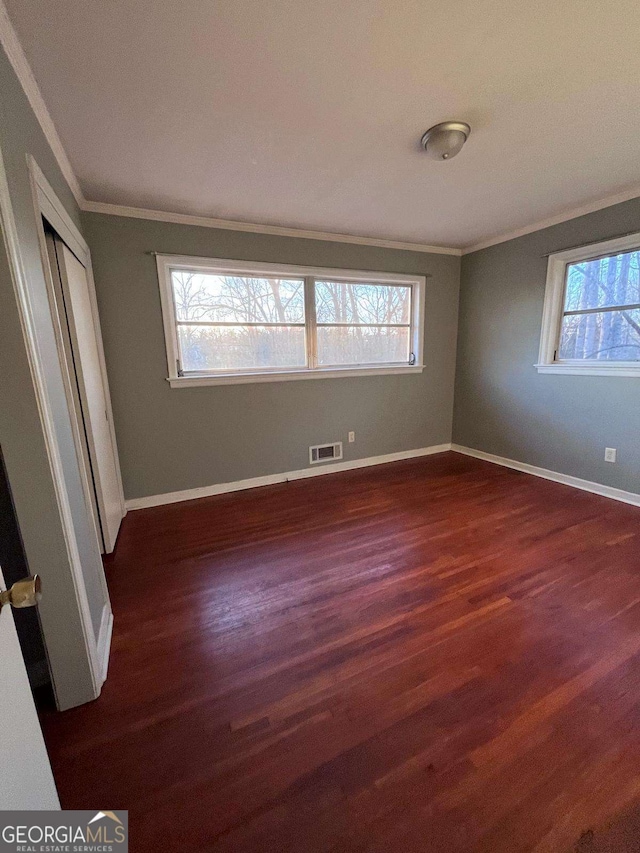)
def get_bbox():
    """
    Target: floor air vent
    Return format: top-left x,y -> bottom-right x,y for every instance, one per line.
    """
309,442 -> 343,465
